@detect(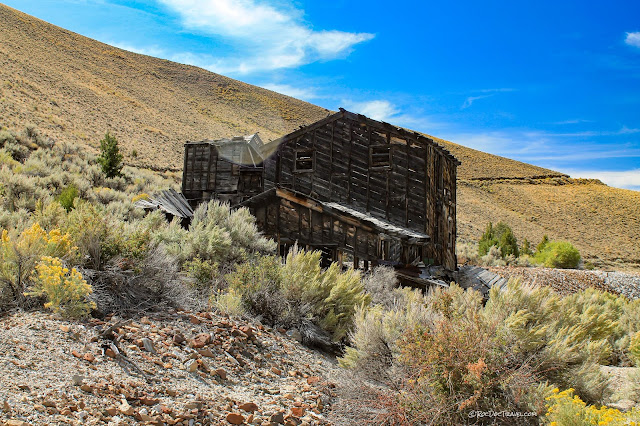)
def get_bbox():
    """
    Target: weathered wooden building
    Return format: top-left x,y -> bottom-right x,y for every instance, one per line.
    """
182,109 -> 460,271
